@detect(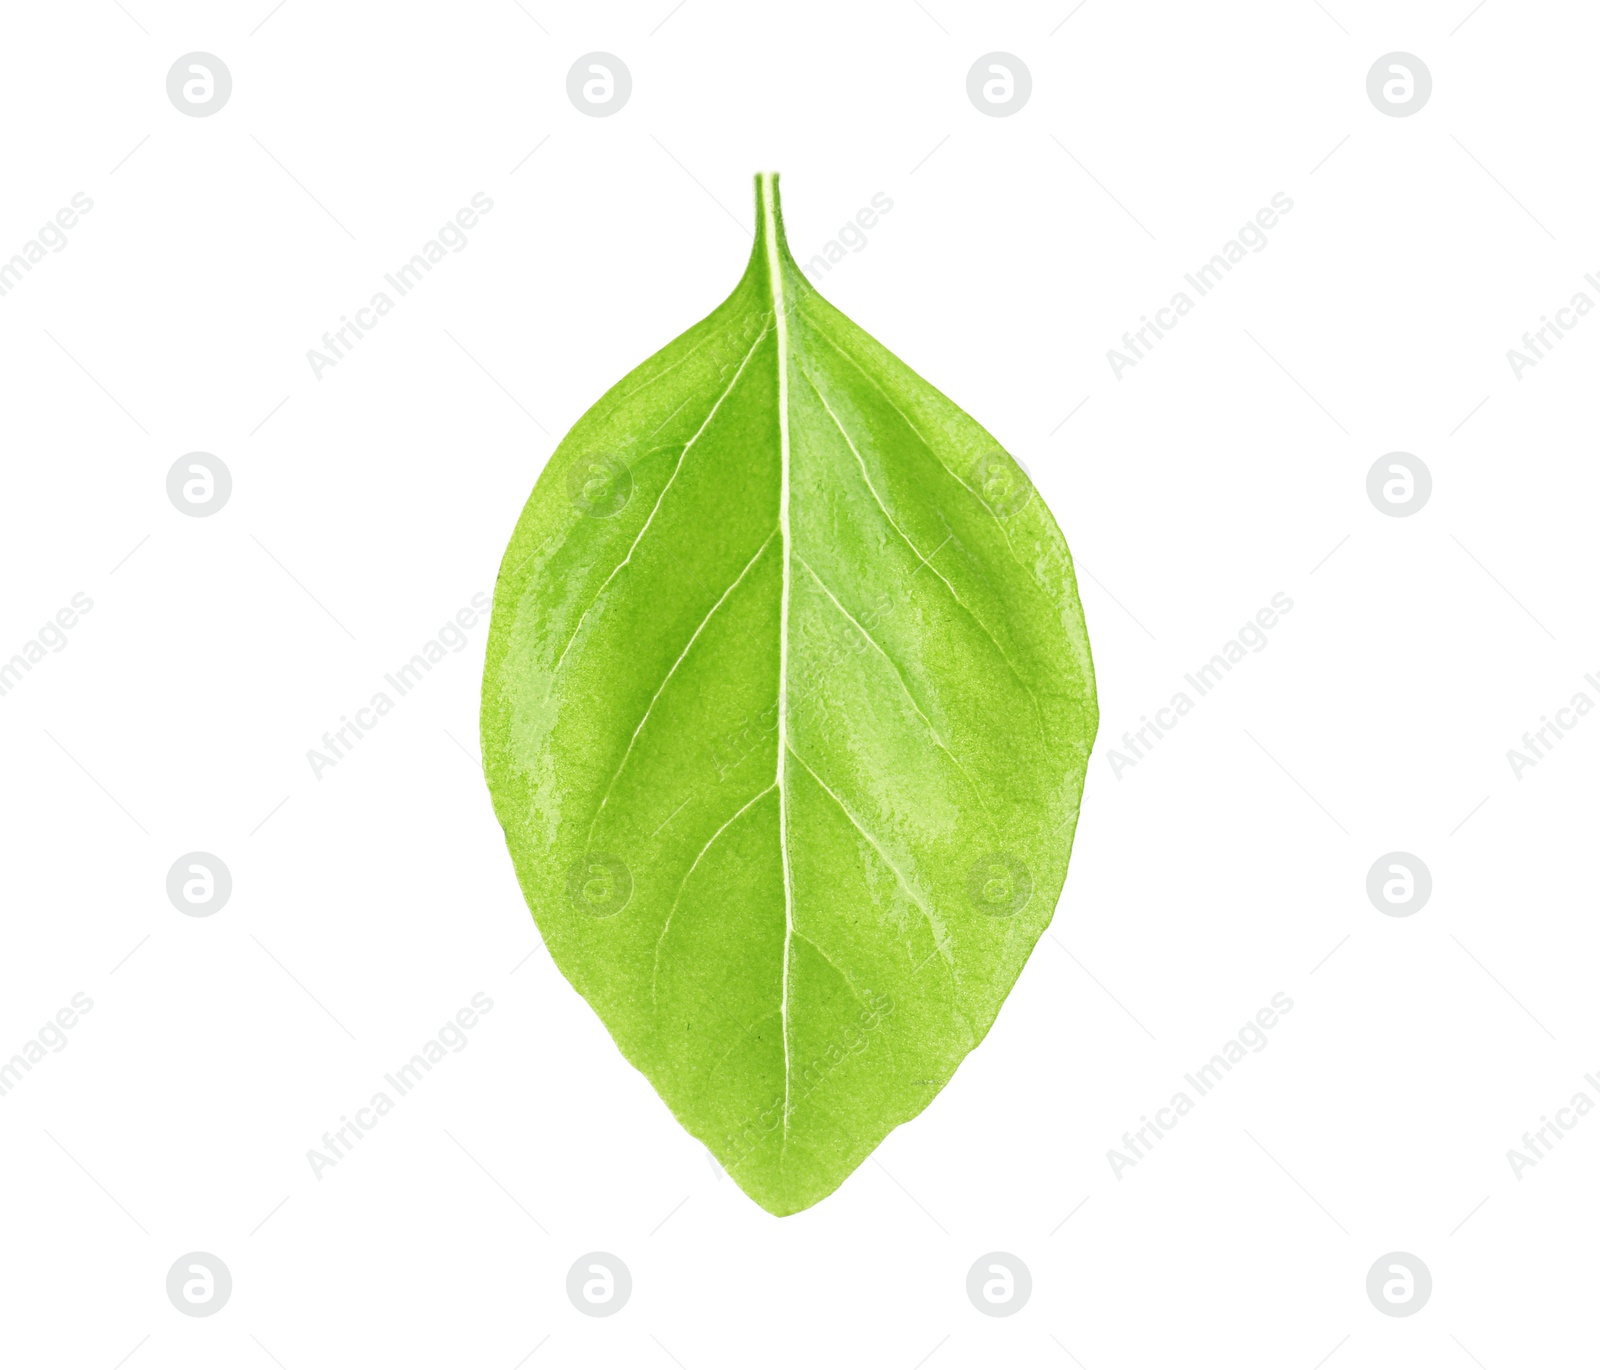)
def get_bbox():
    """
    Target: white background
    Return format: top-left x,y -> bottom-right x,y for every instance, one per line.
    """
1,1 -> 1595,1366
